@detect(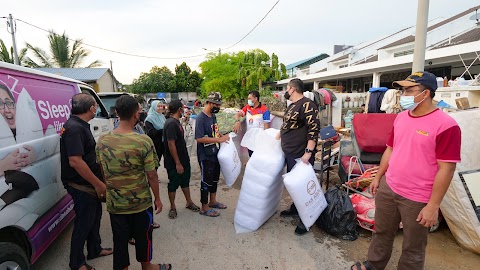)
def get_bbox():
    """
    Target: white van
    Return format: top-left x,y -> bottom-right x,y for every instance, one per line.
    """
0,61 -> 112,269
